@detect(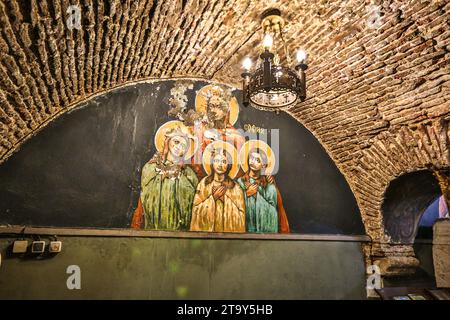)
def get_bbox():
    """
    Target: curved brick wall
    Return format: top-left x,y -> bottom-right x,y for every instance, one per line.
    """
0,0 -> 448,274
